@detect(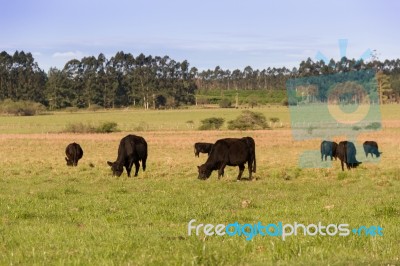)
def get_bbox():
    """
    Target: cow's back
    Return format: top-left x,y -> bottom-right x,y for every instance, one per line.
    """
208,138 -> 249,165
118,134 -> 148,161
364,141 -> 378,148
